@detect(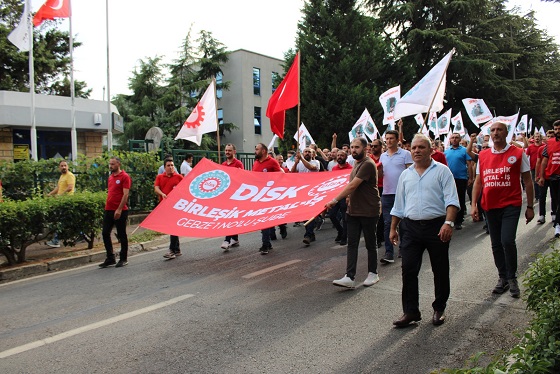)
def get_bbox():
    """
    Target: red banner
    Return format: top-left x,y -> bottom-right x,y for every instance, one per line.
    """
140,158 -> 350,237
